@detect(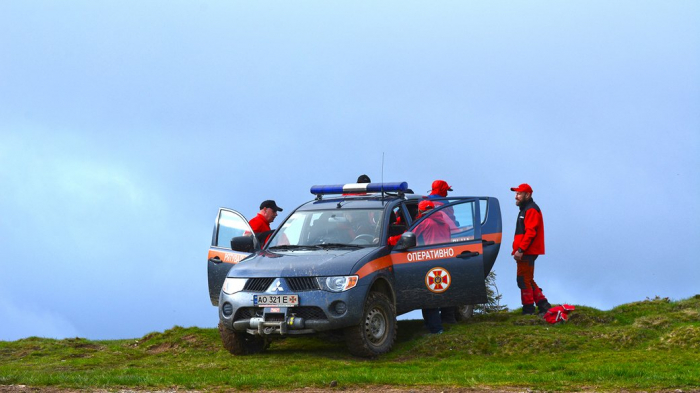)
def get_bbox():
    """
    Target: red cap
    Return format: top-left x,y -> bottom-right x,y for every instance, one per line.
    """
418,200 -> 435,211
430,180 -> 452,196
510,183 -> 533,193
